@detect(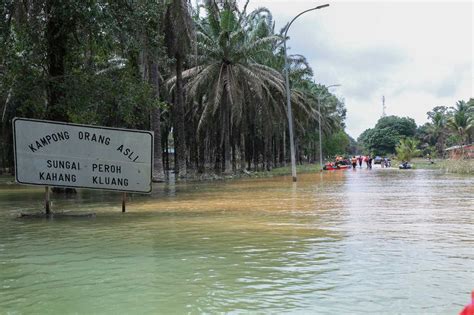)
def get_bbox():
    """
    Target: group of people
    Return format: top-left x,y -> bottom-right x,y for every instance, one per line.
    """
332,155 -> 392,169
350,156 -> 373,169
